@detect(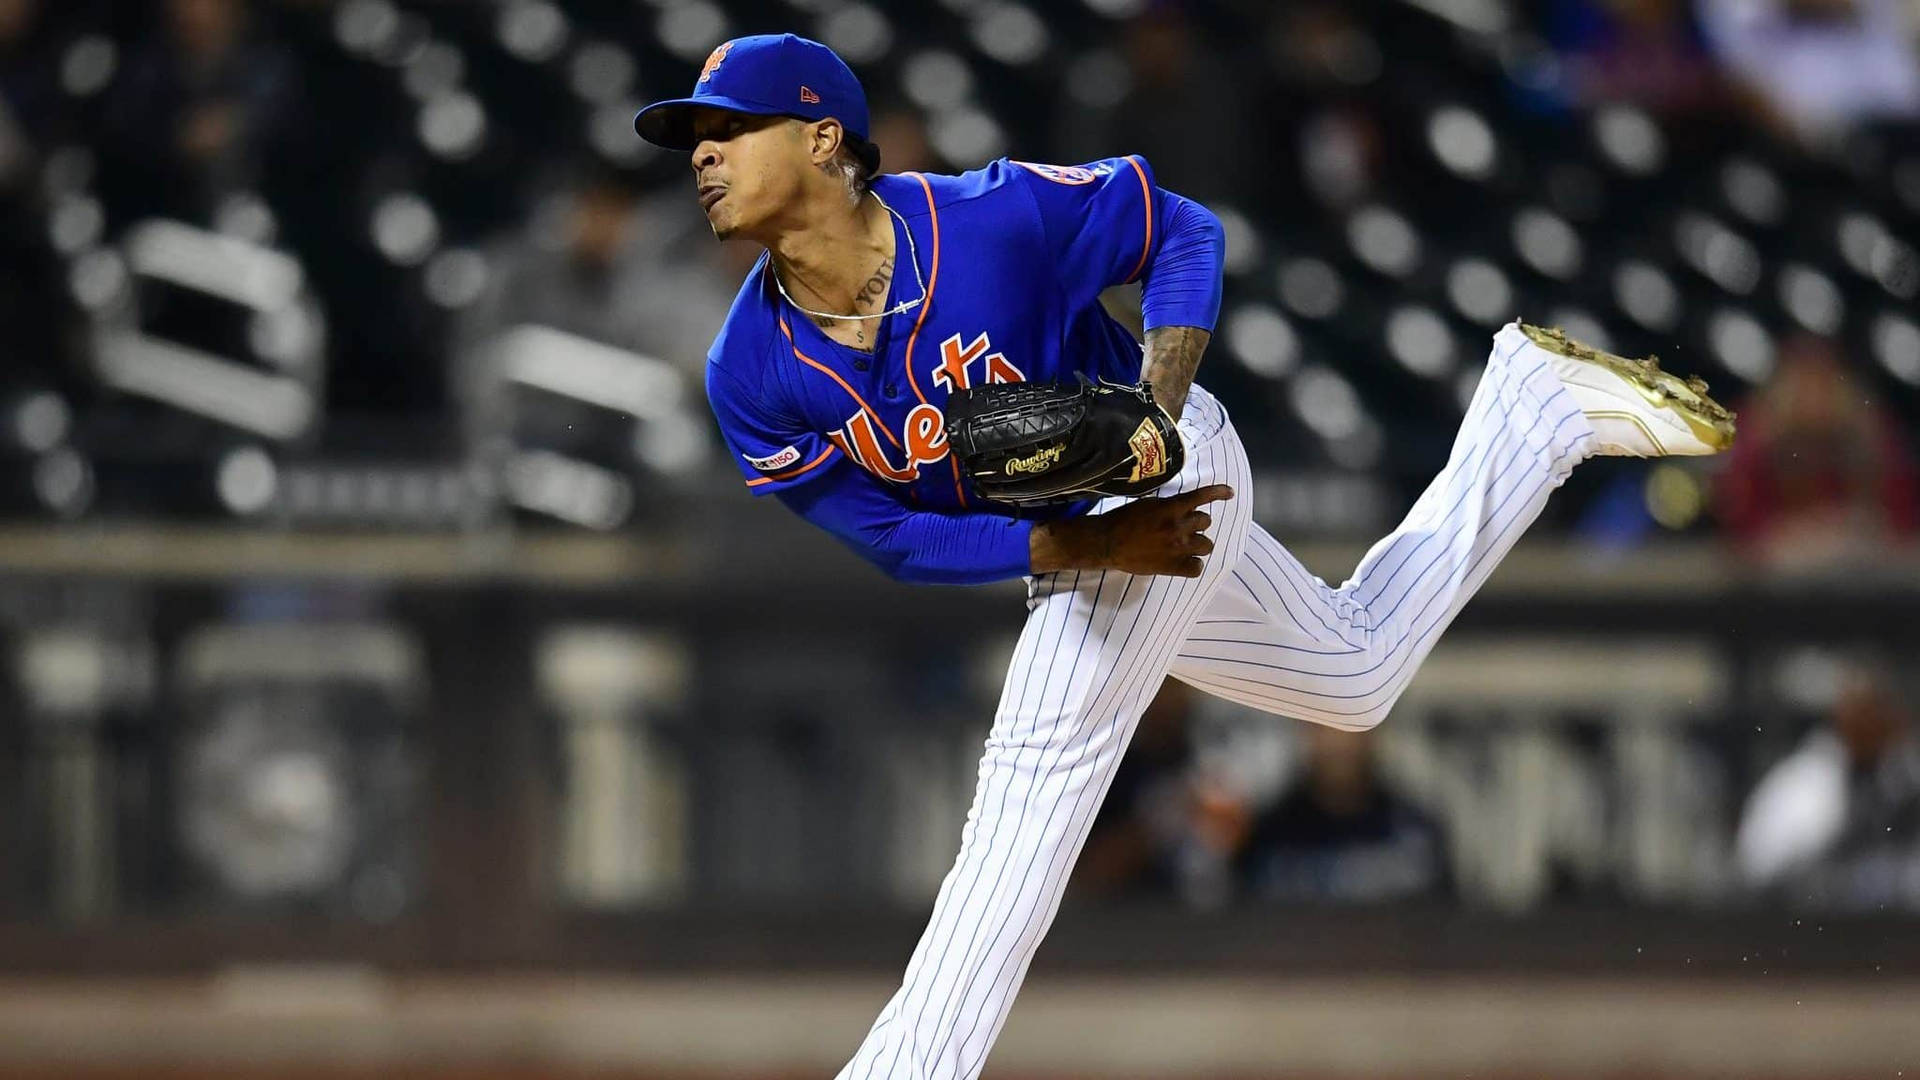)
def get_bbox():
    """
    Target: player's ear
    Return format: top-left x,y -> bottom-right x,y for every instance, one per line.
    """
808,118 -> 843,166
